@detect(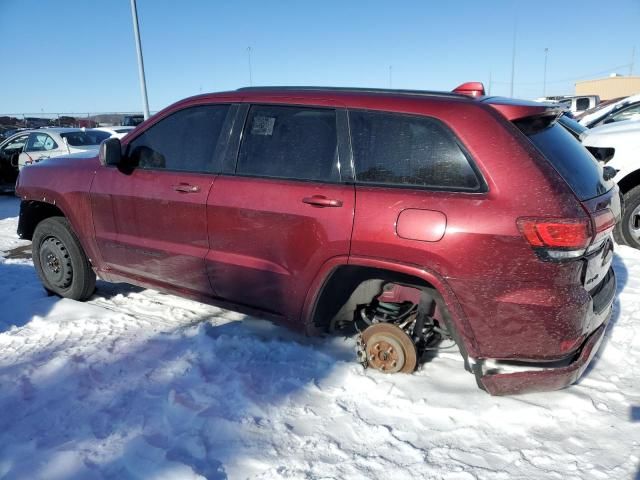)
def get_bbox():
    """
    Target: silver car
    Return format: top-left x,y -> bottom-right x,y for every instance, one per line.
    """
16,128 -> 111,170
